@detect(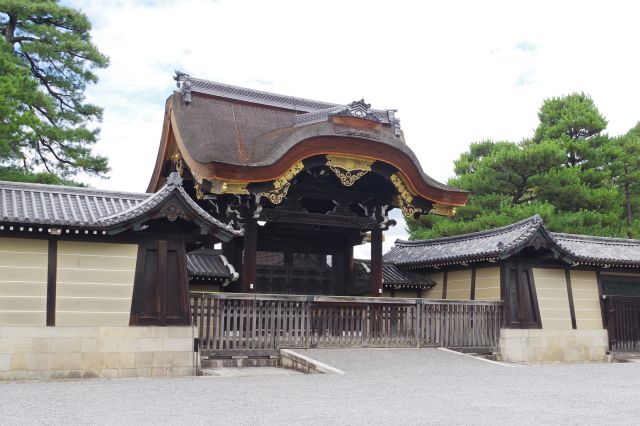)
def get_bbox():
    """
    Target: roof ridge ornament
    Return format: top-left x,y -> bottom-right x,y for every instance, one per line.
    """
166,171 -> 183,187
174,70 -> 192,104
387,109 -> 402,137
331,99 -> 382,123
